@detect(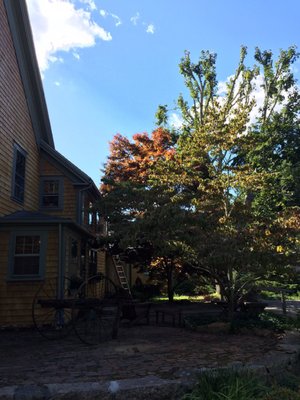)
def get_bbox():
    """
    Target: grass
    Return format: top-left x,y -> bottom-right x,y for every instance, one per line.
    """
182,369 -> 268,400
181,369 -> 300,400
151,294 -> 220,302
260,289 -> 300,301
